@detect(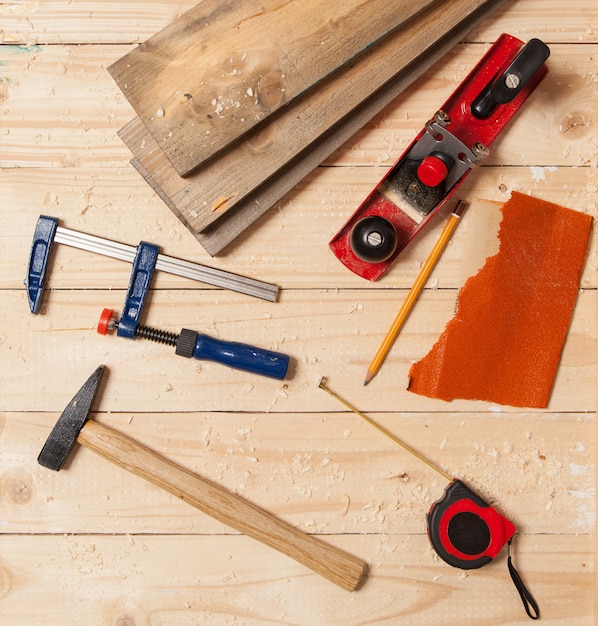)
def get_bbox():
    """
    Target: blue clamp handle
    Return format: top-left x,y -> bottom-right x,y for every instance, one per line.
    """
176,329 -> 290,380
117,242 -> 159,338
25,215 -> 58,313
